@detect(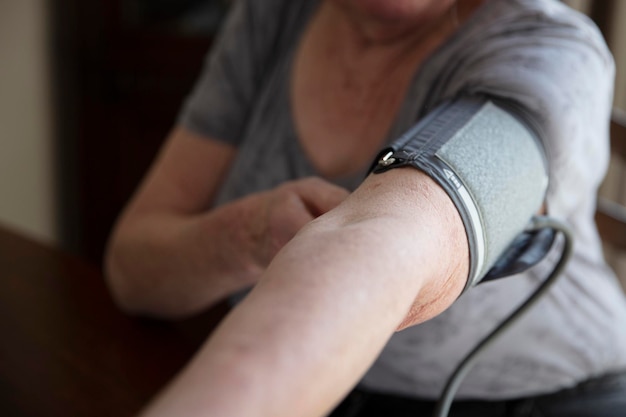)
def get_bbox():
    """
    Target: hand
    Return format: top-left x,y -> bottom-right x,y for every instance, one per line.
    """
237,177 -> 350,268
